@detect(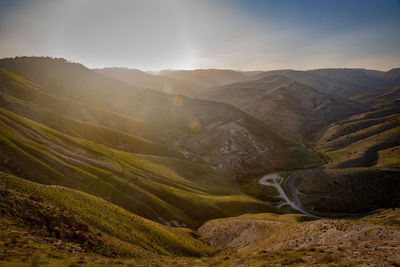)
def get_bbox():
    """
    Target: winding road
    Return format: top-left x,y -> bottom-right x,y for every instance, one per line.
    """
259,173 -> 301,213
259,170 -> 374,219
